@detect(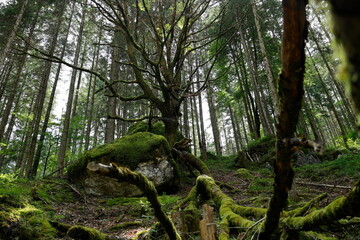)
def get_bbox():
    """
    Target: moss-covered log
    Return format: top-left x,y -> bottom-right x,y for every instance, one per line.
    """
283,181 -> 360,230
86,162 -> 181,240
